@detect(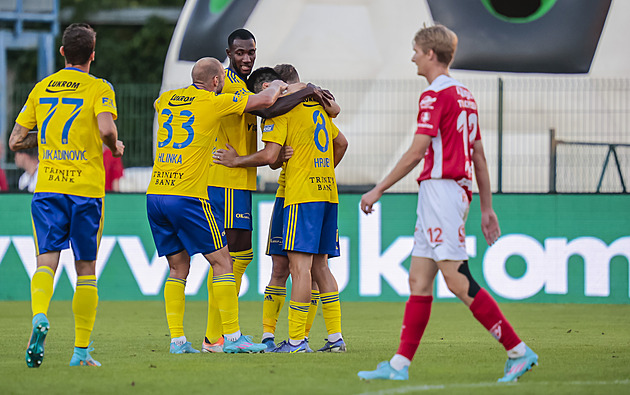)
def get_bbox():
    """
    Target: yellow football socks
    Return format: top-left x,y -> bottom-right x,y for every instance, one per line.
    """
72,275 -> 98,348
164,277 -> 186,339
231,249 -> 253,293
305,290 -> 320,338
205,268 -> 223,343
320,291 -> 342,337
213,273 -> 240,335
288,300 -> 310,342
31,266 -> 55,317
262,286 -> 287,335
